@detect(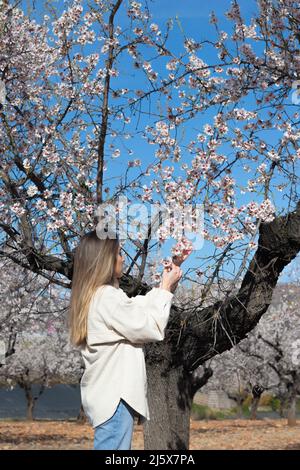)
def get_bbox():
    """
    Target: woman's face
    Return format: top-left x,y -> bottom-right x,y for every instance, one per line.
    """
114,244 -> 124,279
